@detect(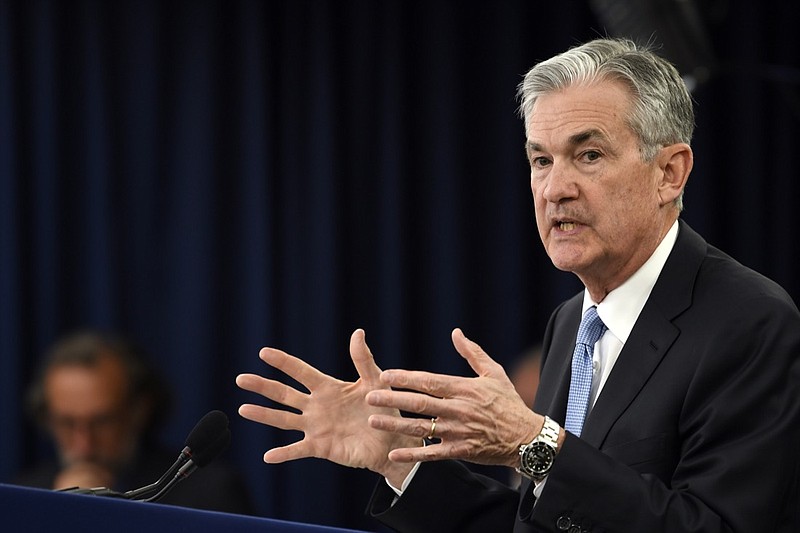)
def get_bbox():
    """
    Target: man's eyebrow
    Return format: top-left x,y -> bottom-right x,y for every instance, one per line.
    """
525,141 -> 543,153
568,128 -> 609,146
525,129 -> 610,154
